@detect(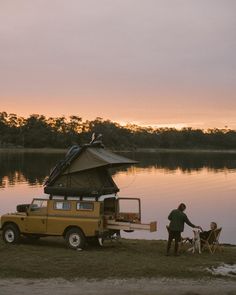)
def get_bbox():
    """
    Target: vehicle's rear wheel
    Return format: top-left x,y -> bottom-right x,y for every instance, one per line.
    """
2,224 -> 20,244
65,228 -> 86,250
